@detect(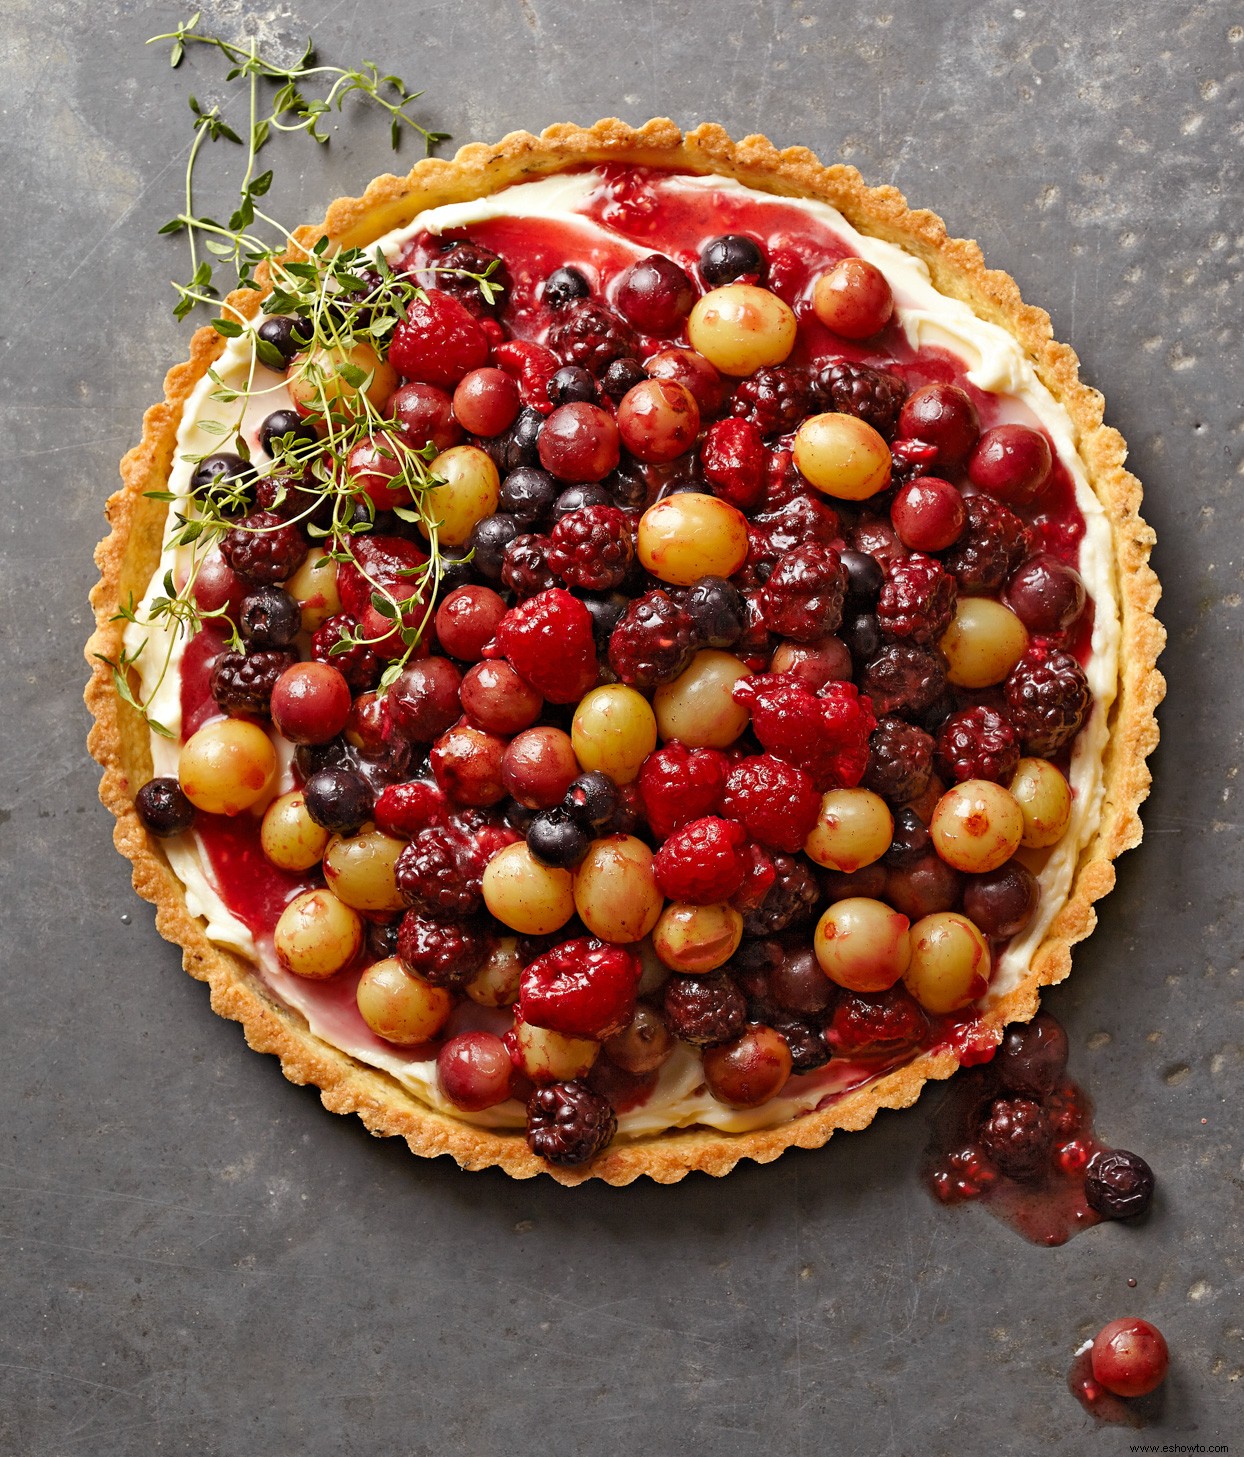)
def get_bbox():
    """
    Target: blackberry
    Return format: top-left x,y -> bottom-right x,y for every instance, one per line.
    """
942,494 -> 1029,593
979,1095 -> 1053,1182
877,554 -> 957,644
220,511 -> 308,585
238,586 -> 301,649
542,266 -> 590,310
730,365 -> 816,437
397,911 -> 492,987
501,534 -> 558,598
936,706 -> 1021,785
525,1080 -> 617,1167
608,590 -> 697,690
433,239 -> 510,315
750,494 -> 841,562
816,359 -> 906,439
860,643 -> 948,719
864,717 -> 935,803
498,465 -> 558,525
1005,644 -> 1091,756
1084,1149 -> 1155,1220
547,301 -> 638,377
662,973 -> 747,1047
681,576 -> 746,648
311,614 -> 382,693
135,777 -> 196,837
769,1014 -> 831,1073
209,648 -> 297,717
548,504 -> 634,591
395,827 -> 482,918
759,544 -> 847,642
743,854 -> 821,936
